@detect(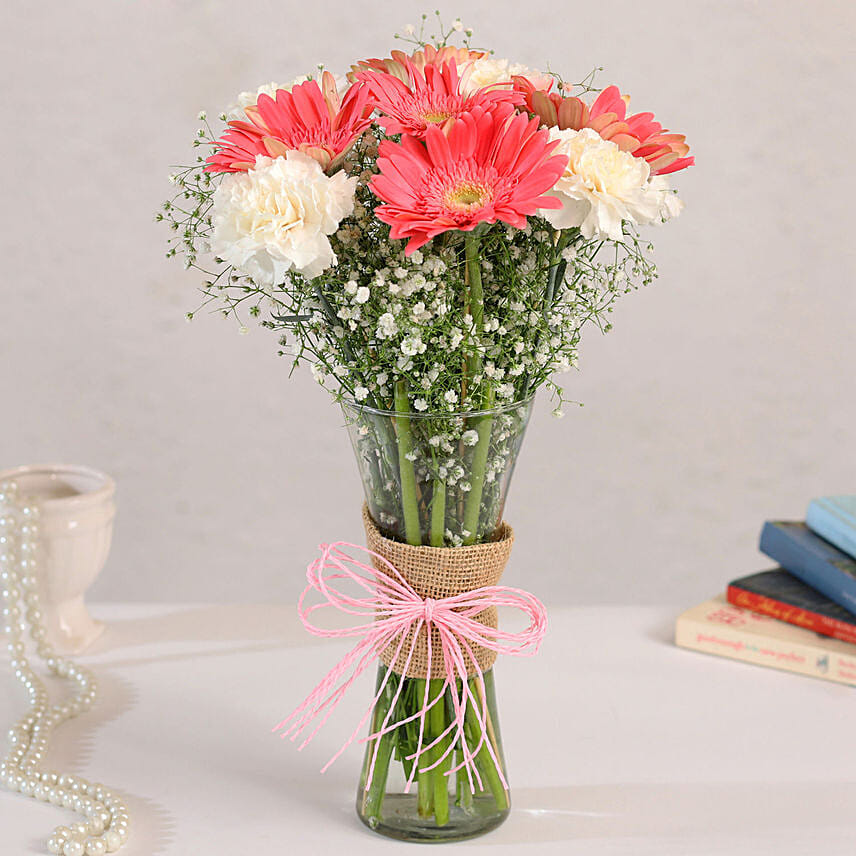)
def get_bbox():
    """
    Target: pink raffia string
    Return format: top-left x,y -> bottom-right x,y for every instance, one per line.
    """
273,540 -> 548,793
